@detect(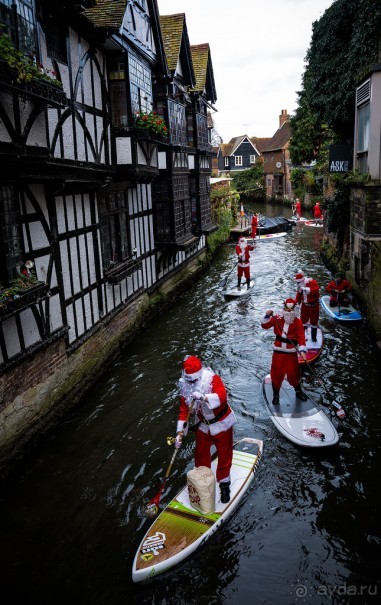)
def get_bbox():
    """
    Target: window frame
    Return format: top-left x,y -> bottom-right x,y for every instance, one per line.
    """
235,155 -> 243,166
0,185 -> 23,288
98,191 -> 132,271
